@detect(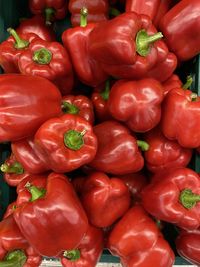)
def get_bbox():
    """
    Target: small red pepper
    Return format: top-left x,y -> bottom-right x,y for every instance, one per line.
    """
61,224 -> 104,267
68,0 -> 109,27
18,39 -> 74,95
80,171 -> 131,227
108,78 -> 164,133
142,167 -> 200,230
89,120 -> 148,175
3,202 -> 17,219
62,95 -> 95,125
14,172 -> 89,257
34,114 -> 98,173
